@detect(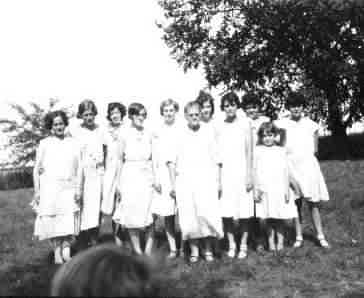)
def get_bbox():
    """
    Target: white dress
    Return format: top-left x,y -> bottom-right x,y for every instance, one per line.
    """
218,117 -> 254,219
114,126 -> 154,229
101,125 -> 124,215
151,122 -> 180,217
70,125 -> 105,231
275,117 -> 329,202
168,124 -> 223,241
254,145 -> 298,219
33,136 -> 81,240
